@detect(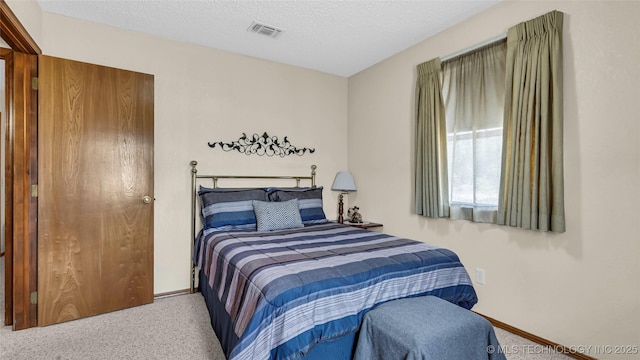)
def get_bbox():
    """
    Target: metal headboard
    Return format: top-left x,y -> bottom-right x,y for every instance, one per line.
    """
189,160 -> 317,293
